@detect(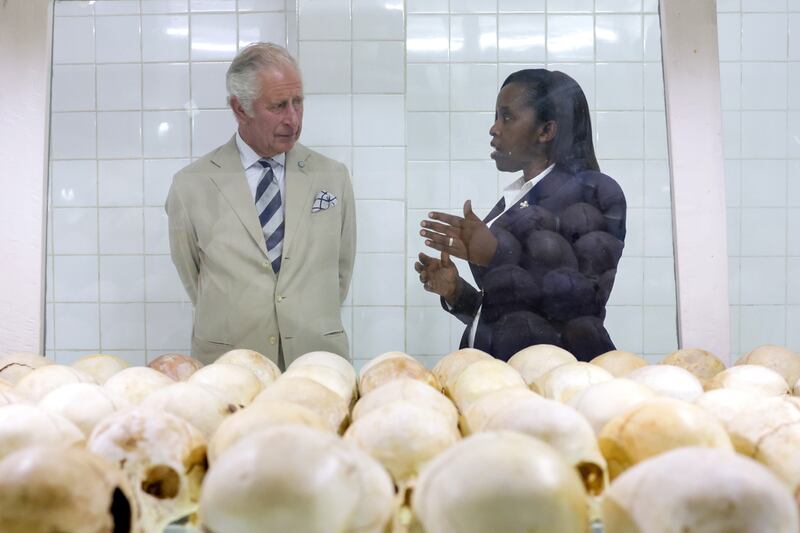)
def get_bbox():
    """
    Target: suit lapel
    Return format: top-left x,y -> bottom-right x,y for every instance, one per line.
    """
283,144 -> 313,257
208,136 -> 269,259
